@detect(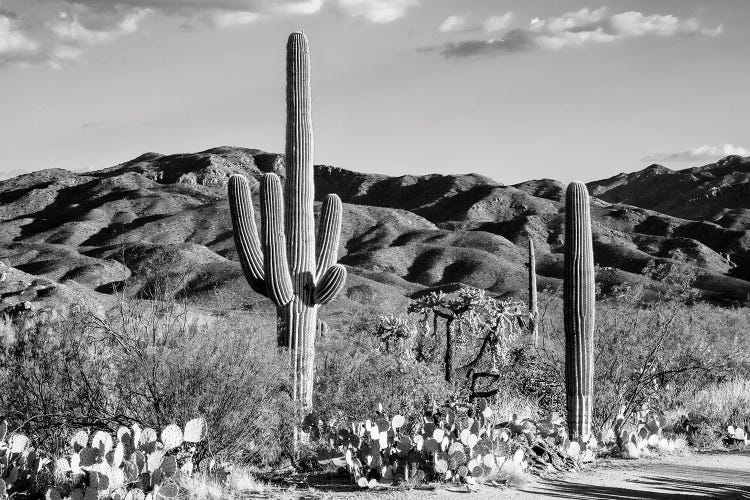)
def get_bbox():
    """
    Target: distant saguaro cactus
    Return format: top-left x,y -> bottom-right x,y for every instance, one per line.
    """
228,32 -> 347,415
528,238 -> 538,347
563,181 -> 595,441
